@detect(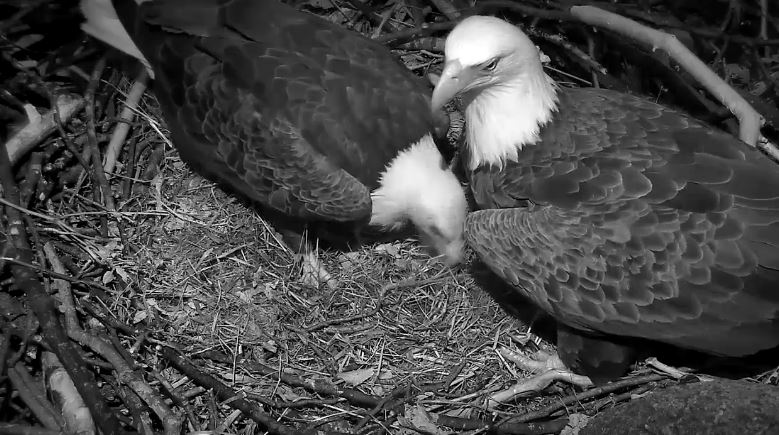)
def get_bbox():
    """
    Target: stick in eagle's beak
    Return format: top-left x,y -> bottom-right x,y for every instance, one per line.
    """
431,59 -> 474,113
